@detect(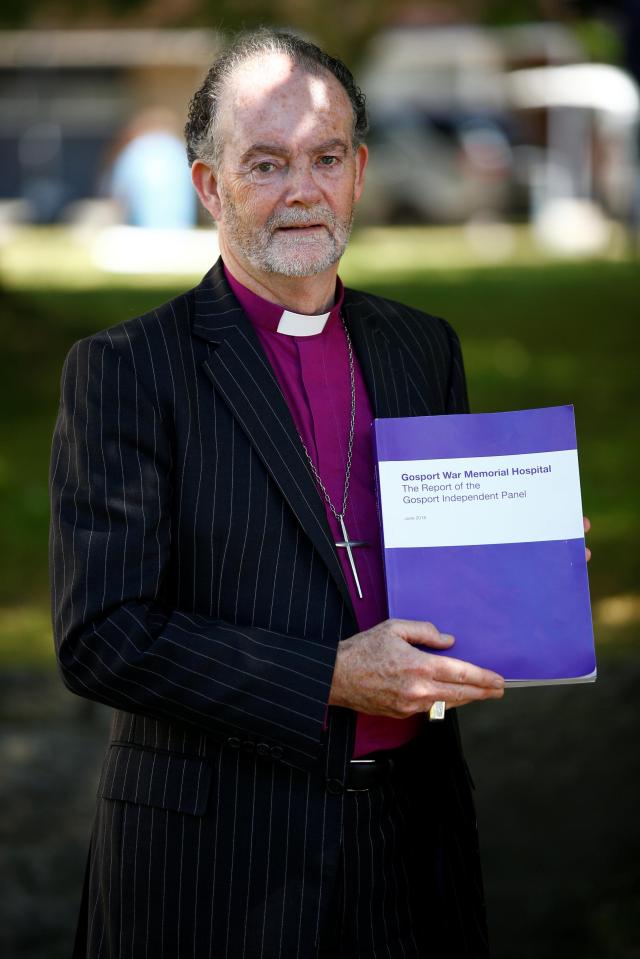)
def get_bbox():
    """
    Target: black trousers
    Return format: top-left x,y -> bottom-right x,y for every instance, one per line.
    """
73,733 -> 488,958
317,738 -> 457,959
